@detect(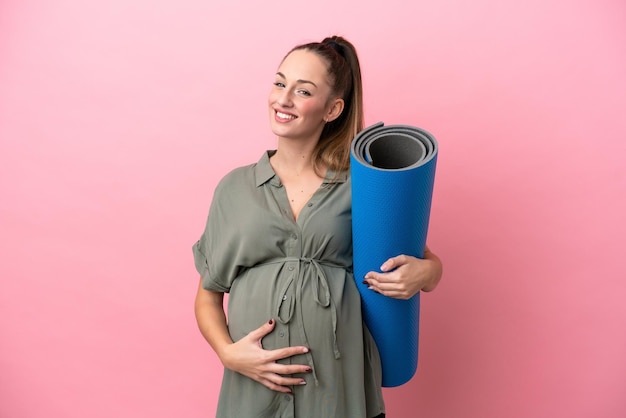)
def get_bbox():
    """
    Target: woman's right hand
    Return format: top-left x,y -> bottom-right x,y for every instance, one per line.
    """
219,319 -> 312,393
